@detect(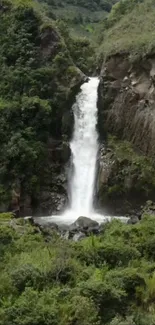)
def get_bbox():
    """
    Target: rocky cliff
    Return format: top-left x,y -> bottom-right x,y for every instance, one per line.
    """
97,54 -> 155,214
98,54 -> 155,156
